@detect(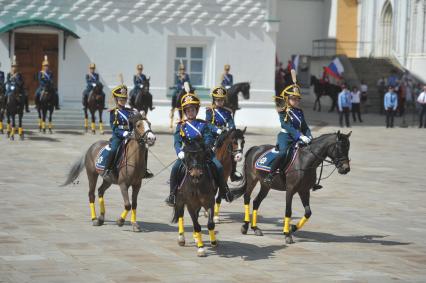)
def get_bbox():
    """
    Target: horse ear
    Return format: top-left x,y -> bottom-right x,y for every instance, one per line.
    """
336,130 -> 341,140
347,131 -> 352,137
243,126 -> 247,134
